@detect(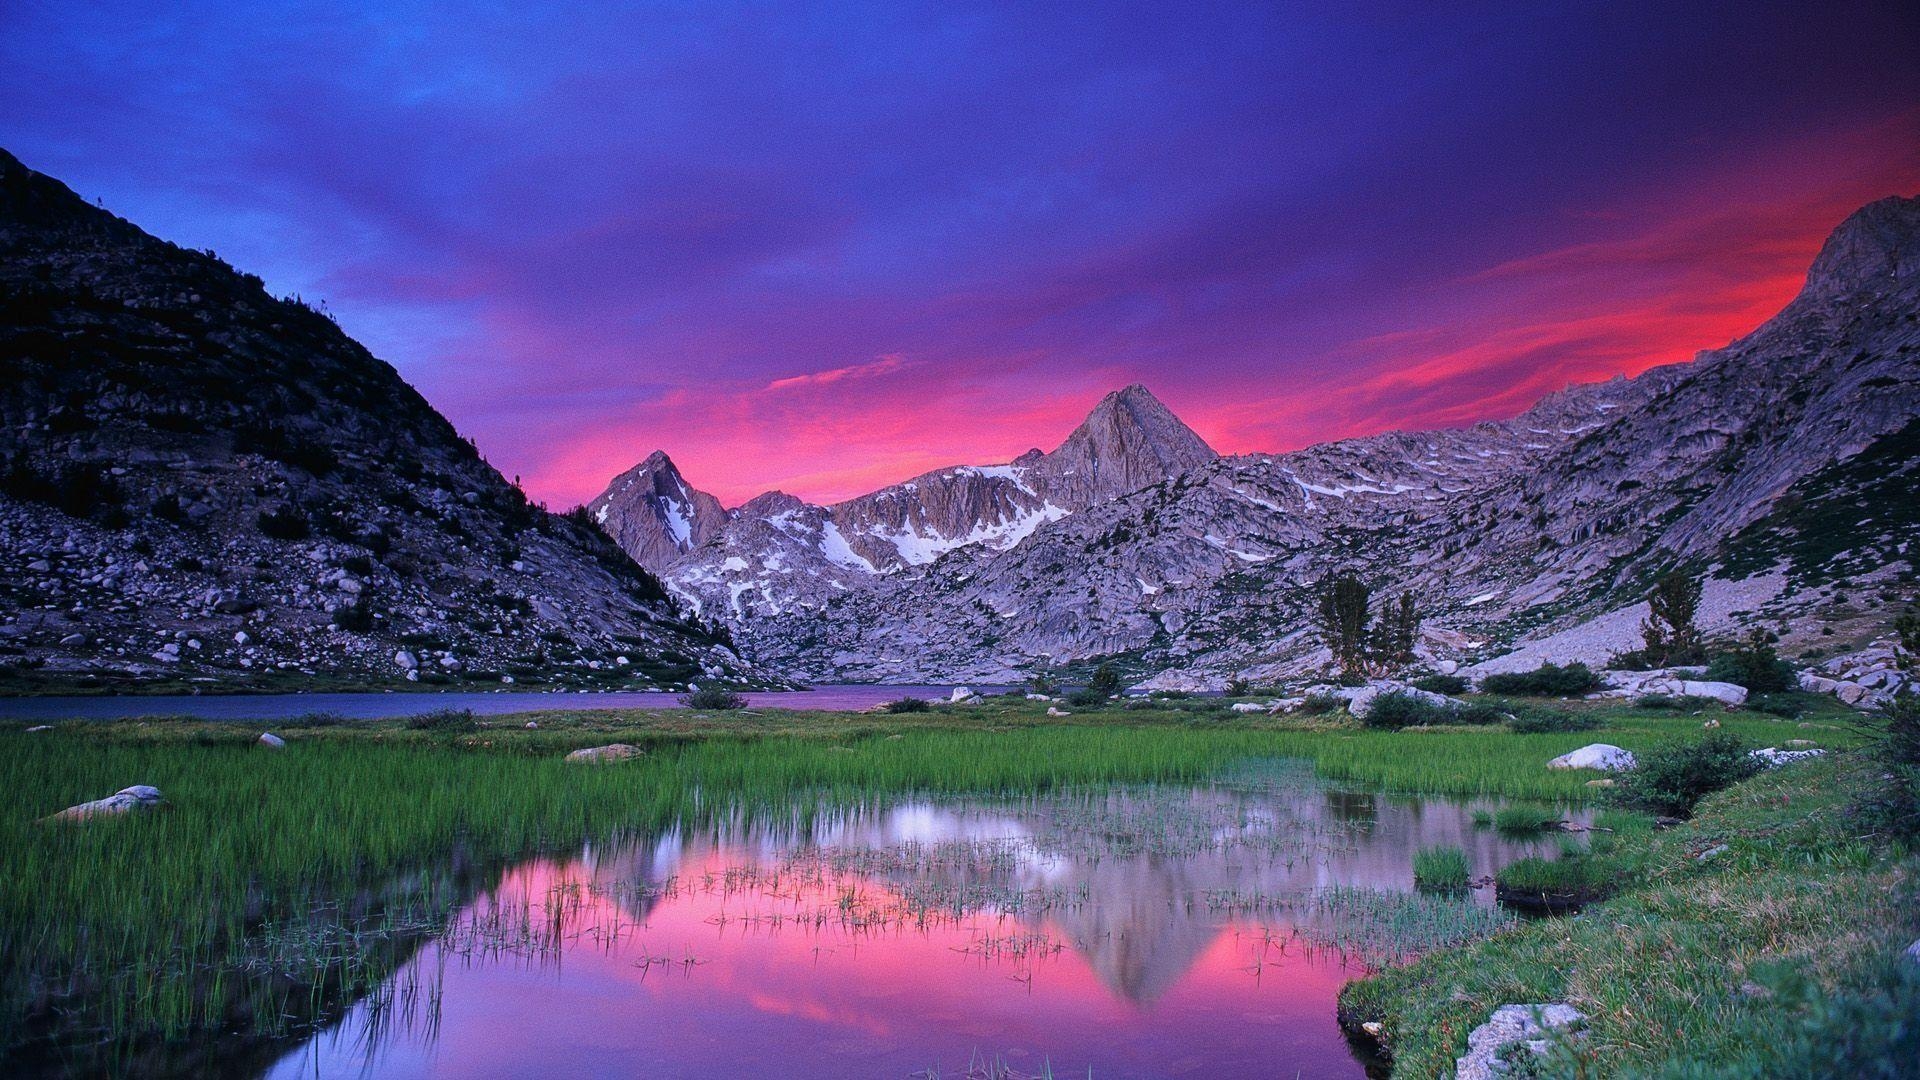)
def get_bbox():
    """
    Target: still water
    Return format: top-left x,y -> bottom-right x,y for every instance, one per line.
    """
0,685 -> 995,722
265,765 -> 1569,1079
